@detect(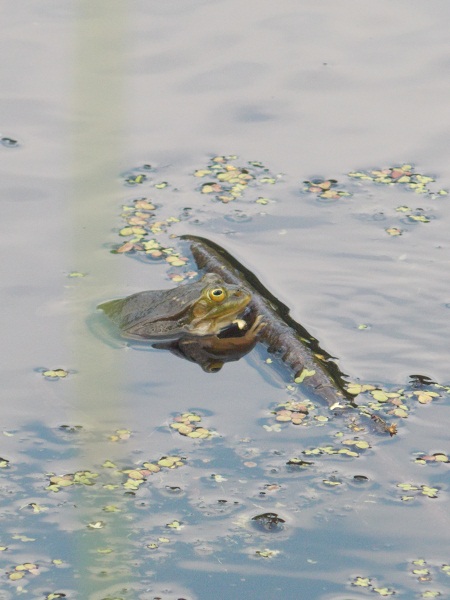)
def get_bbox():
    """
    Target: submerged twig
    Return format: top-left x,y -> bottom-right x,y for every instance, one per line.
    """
181,235 -> 396,434
182,235 -> 352,406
